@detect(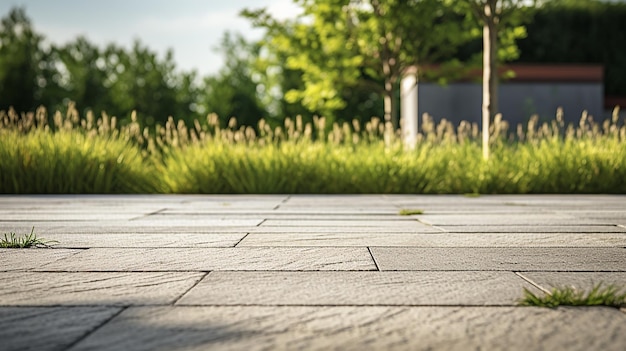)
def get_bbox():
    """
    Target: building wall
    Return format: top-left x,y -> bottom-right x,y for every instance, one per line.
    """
416,82 -> 604,127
